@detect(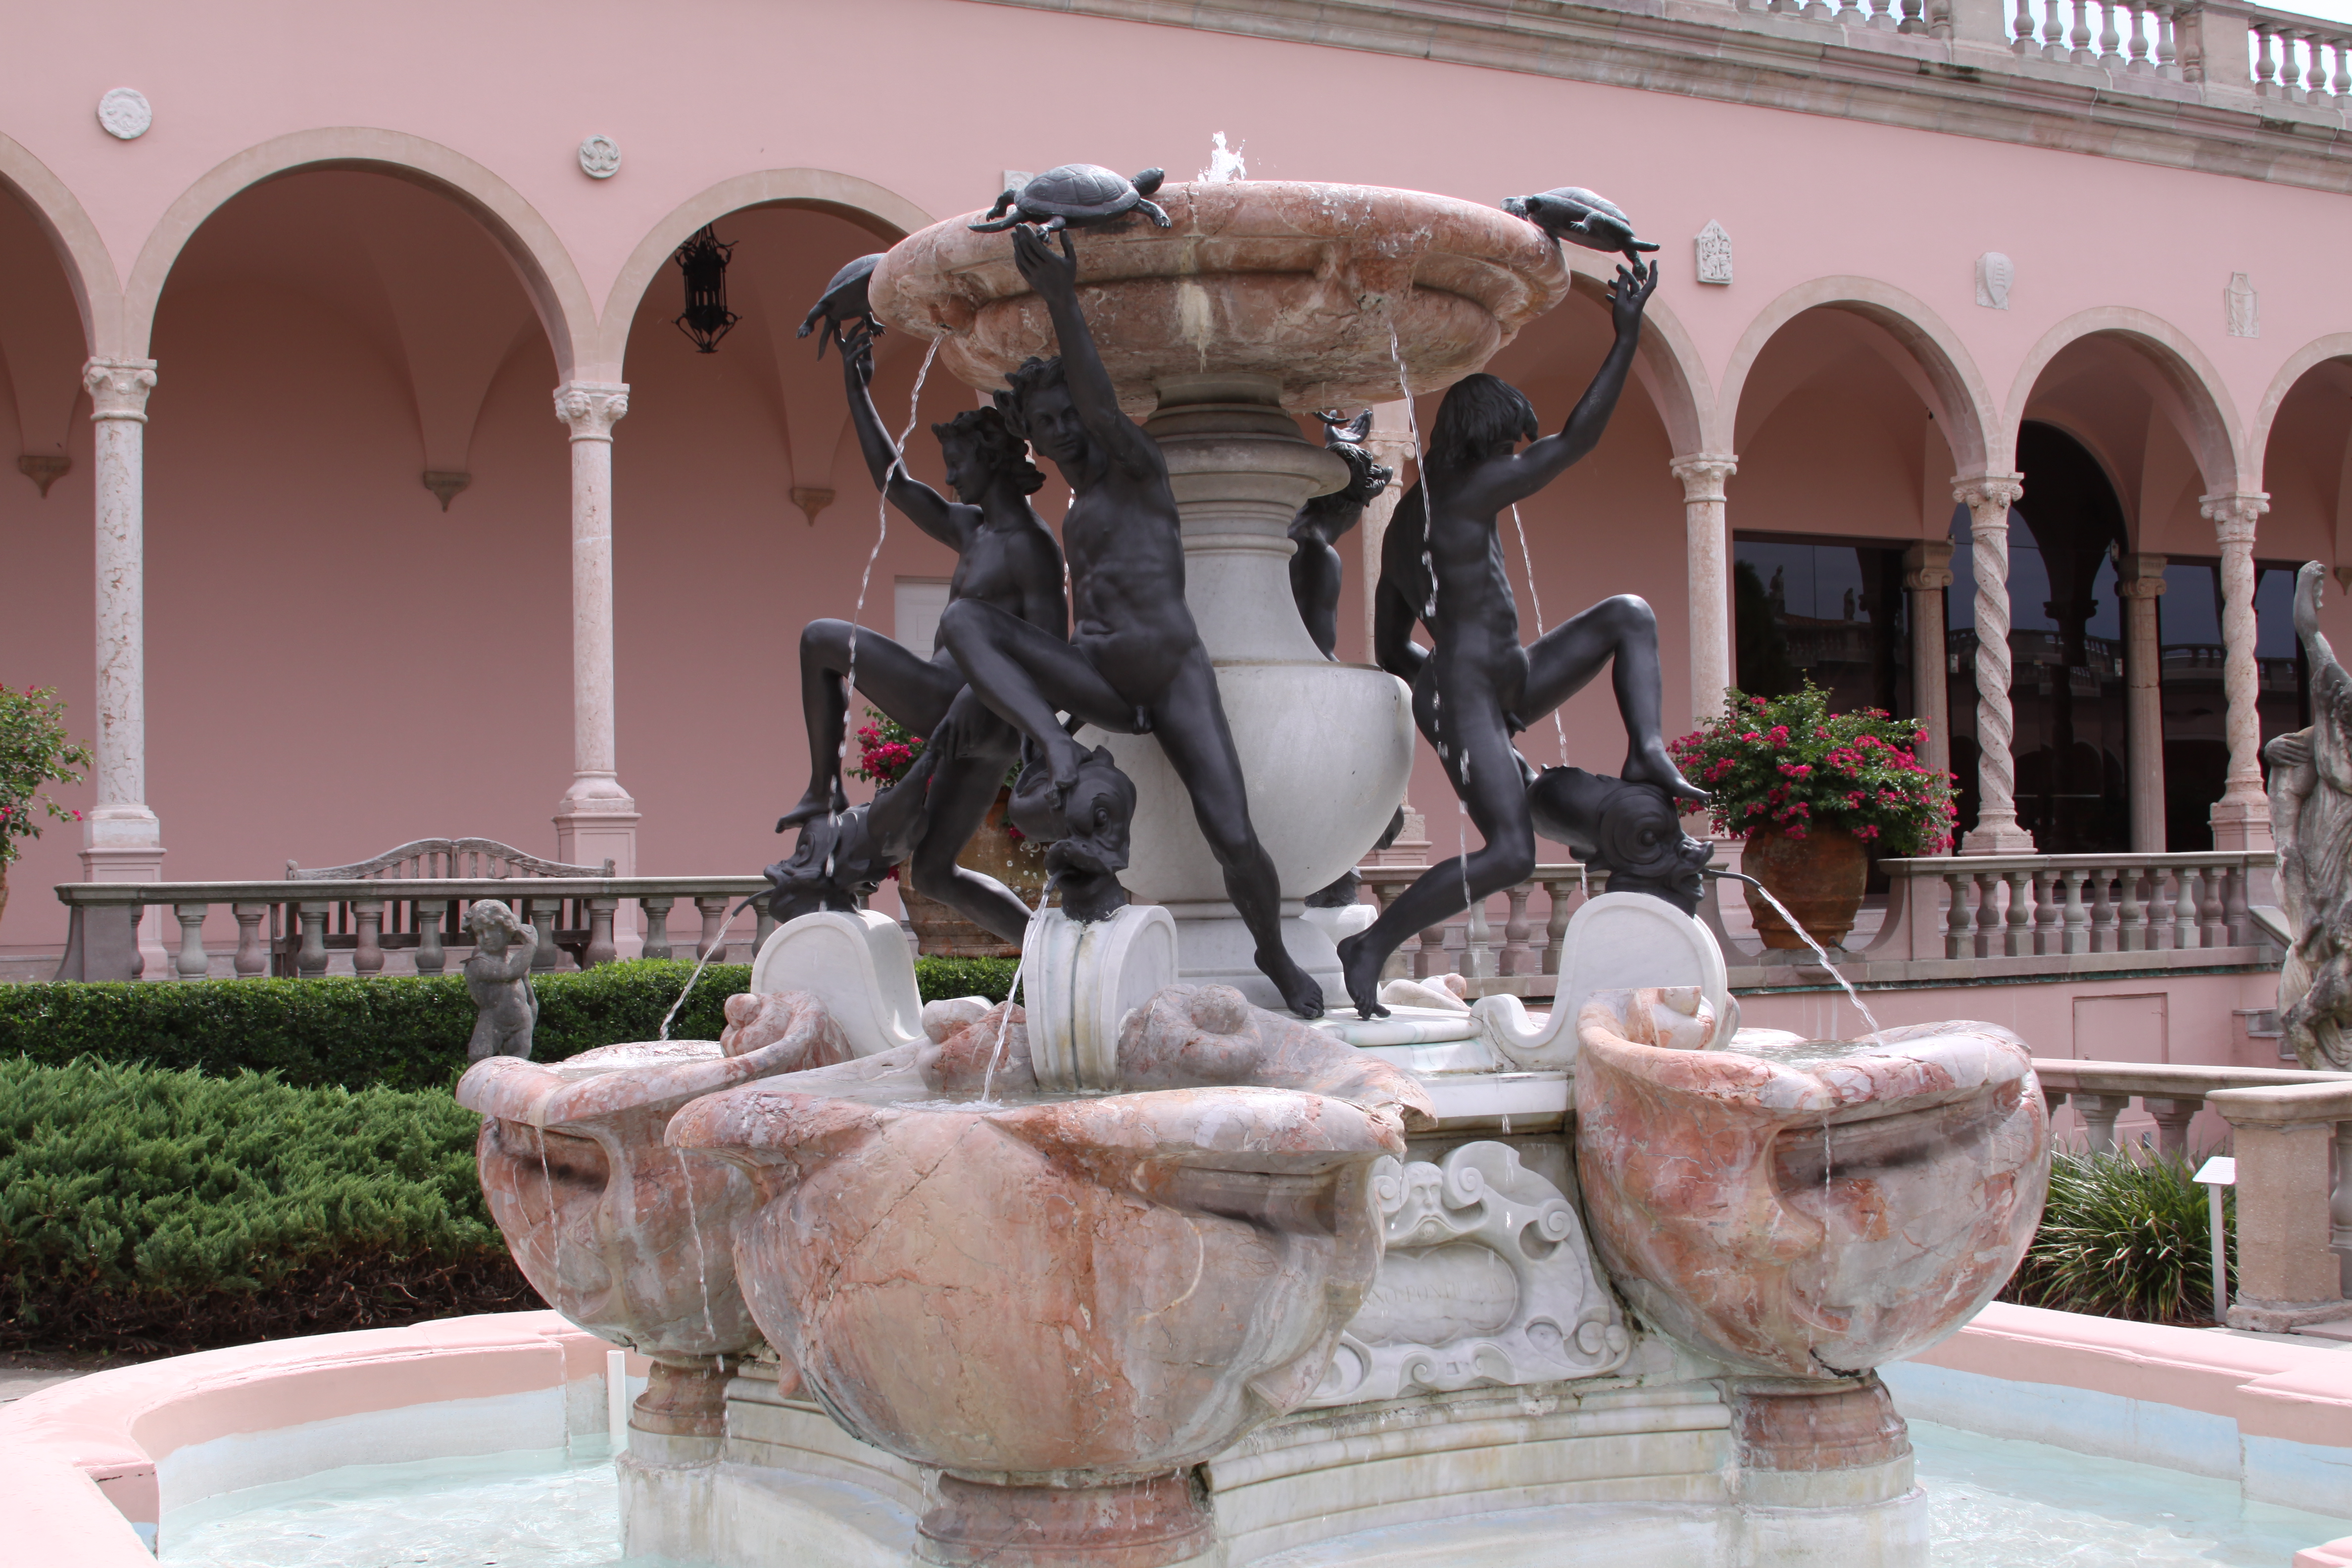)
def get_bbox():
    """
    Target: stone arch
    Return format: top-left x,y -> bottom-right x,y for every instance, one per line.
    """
120,128 -> 594,379
1716,277 -> 1999,476
597,170 -> 934,379
1557,252 -> 1713,458
2249,332 -> 2352,488
0,130 -> 121,357
2003,307 -> 2243,498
